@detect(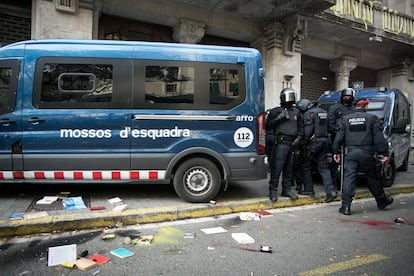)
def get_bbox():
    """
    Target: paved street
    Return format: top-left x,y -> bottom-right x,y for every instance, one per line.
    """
1,155 -> 414,237
1,193 -> 413,275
